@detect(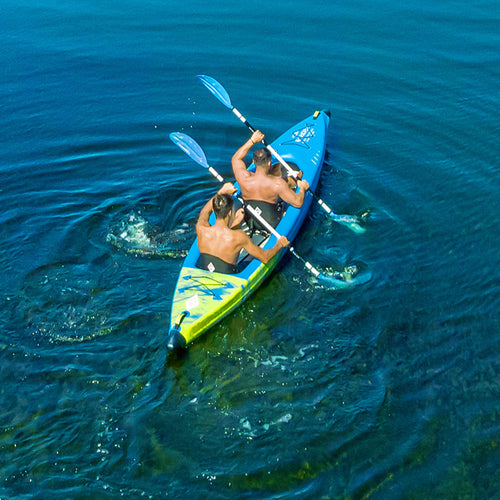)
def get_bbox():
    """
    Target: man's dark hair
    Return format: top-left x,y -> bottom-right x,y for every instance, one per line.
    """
253,148 -> 271,169
213,193 -> 233,219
